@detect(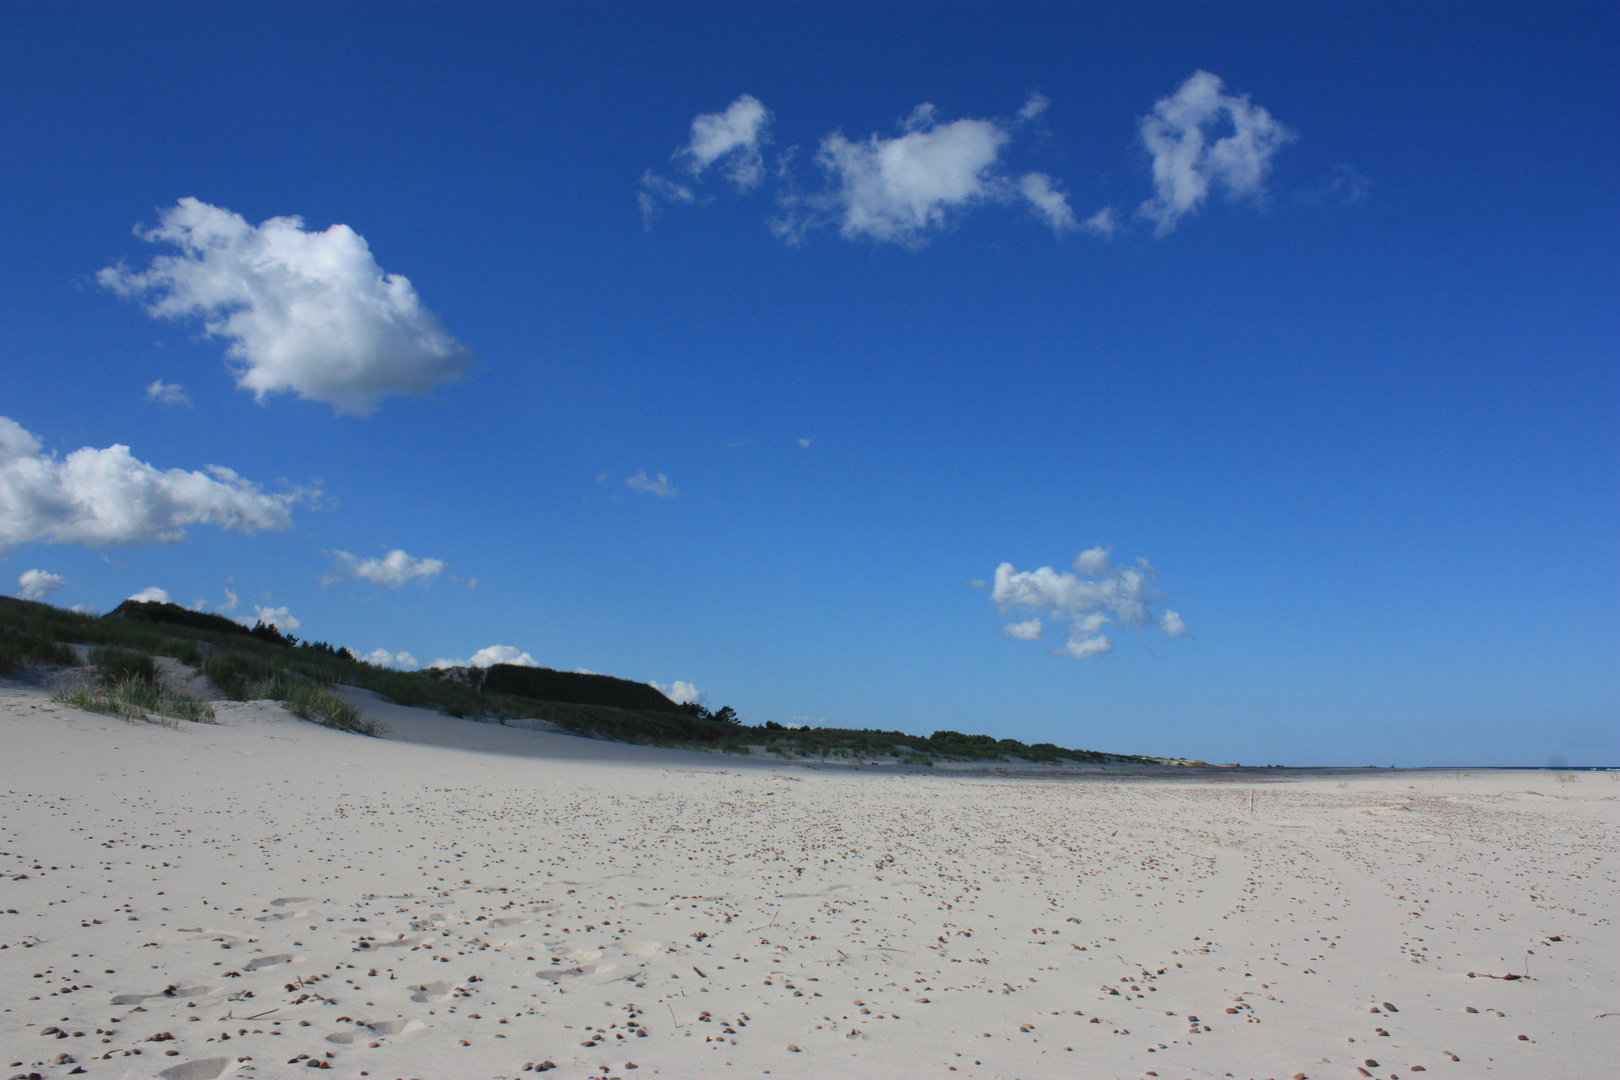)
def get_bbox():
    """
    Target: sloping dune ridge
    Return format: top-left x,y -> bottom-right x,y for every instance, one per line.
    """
1,680 -> 1615,1080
